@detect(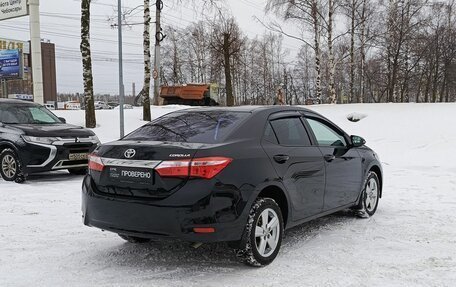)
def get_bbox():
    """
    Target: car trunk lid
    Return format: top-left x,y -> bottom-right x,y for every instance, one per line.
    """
91,141 -> 202,199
